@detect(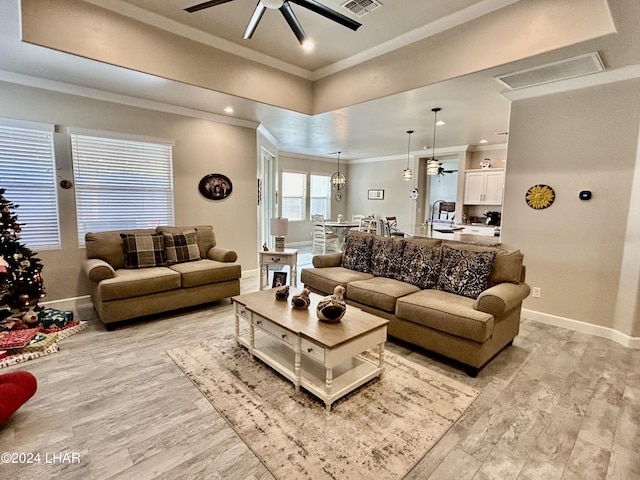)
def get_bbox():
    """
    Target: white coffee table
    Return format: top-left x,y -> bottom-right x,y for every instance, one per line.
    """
232,289 -> 388,411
